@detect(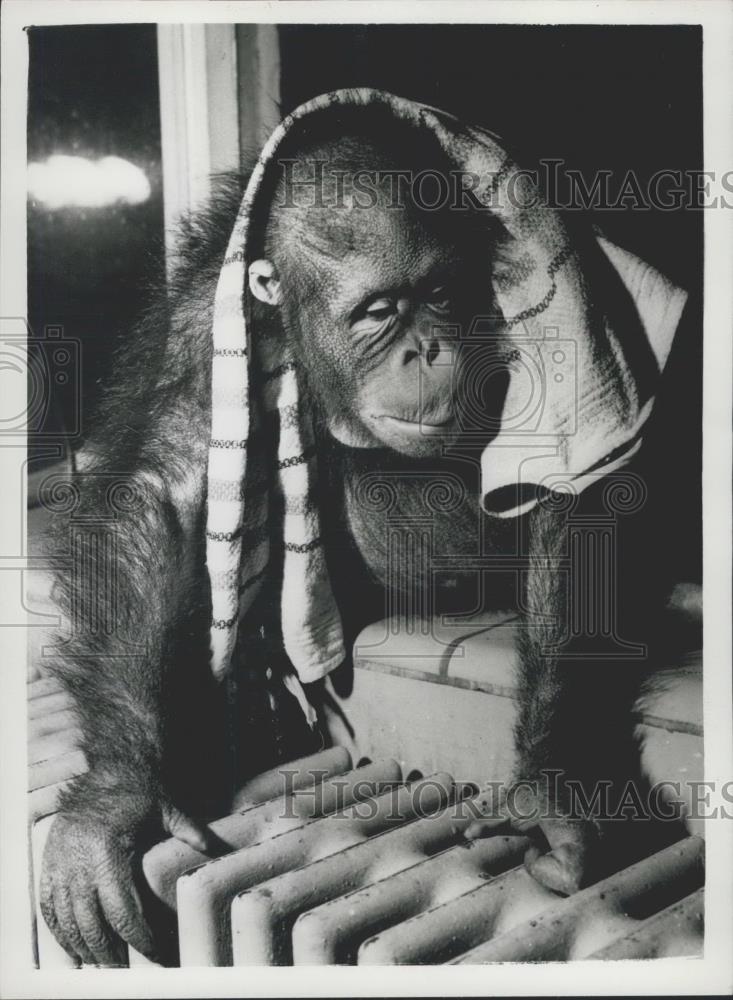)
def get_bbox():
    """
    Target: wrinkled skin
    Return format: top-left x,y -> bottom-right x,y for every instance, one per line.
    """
253,175 -> 496,459
40,793 -> 216,965
41,817 -> 151,967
